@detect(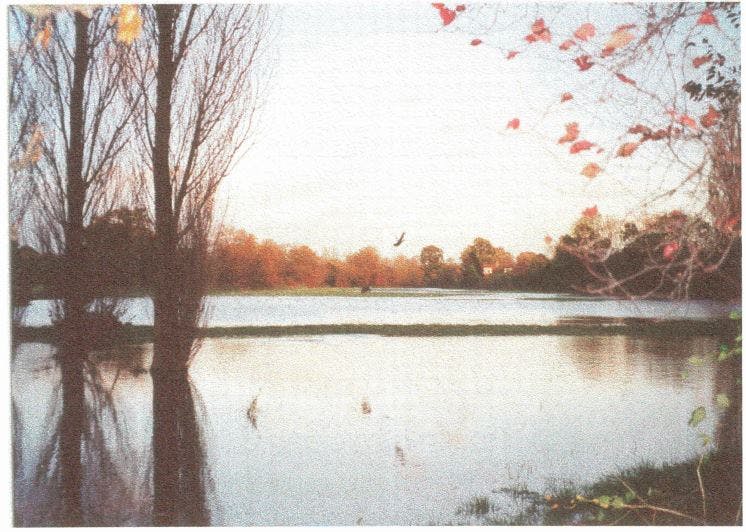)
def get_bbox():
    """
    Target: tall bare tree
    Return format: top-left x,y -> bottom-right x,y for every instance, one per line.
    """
122,5 -> 271,525
10,6 -> 141,523
125,4 -> 271,370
